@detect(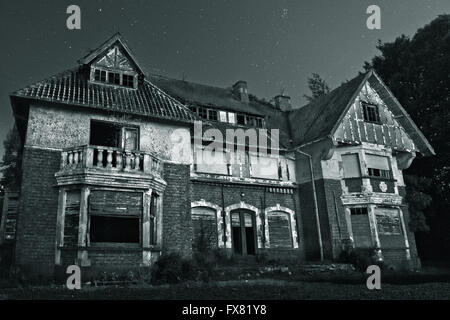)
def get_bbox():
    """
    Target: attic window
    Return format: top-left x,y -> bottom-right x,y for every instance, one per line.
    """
350,207 -> 368,215
362,102 -> 381,124
123,74 -> 134,88
108,72 -> 121,85
95,69 -> 107,82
